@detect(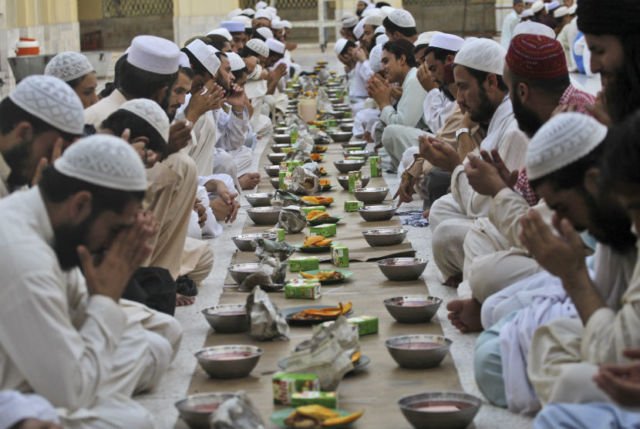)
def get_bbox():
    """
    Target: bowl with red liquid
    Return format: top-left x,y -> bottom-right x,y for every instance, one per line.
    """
195,345 -> 263,379
202,304 -> 249,333
175,392 -> 237,429
398,391 -> 482,429
384,295 -> 442,324
385,334 -> 451,369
